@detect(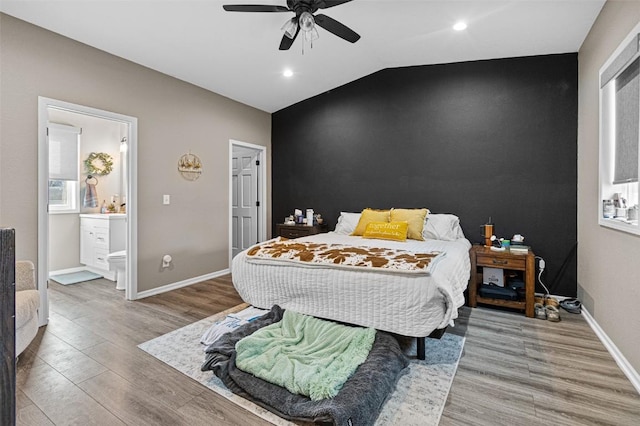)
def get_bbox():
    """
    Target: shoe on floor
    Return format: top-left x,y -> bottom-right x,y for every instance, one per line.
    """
544,297 -> 559,308
545,305 -> 561,322
534,303 -> 547,320
560,298 -> 582,314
